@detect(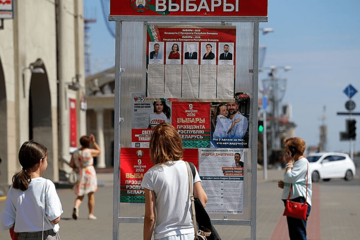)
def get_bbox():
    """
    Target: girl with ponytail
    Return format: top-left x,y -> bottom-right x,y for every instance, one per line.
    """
0,141 -> 63,239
